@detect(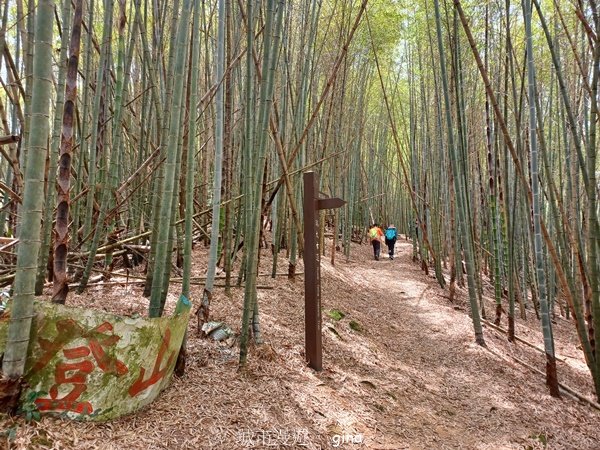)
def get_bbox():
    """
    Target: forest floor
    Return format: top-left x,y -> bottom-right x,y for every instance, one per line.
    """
1,236 -> 600,449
